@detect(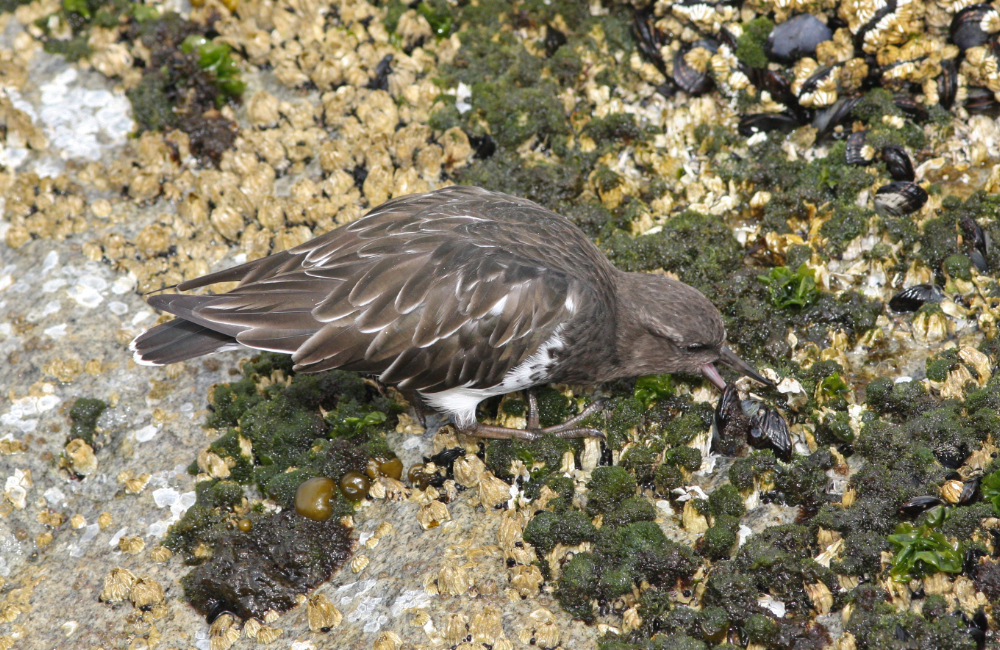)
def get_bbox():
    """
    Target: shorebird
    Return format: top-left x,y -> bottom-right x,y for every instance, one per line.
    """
131,186 -> 769,440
